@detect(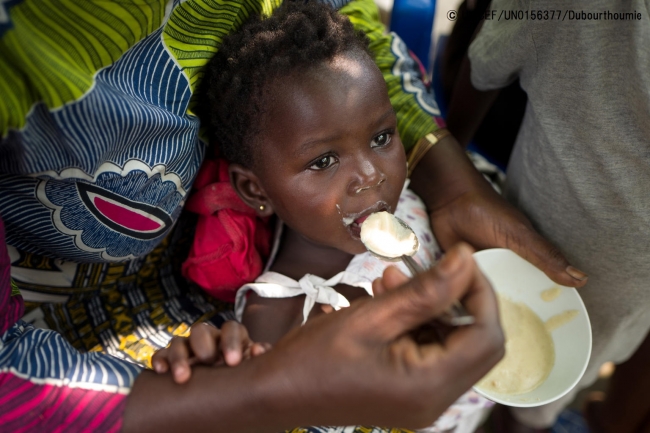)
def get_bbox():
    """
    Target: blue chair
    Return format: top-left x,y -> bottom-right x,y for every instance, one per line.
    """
389,0 -> 436,72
